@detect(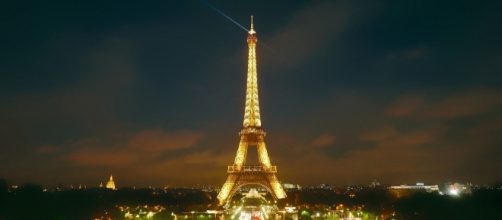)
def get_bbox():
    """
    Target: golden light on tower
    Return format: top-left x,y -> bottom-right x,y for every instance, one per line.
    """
217,16 -> 287,206
243,15 -> 261,128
